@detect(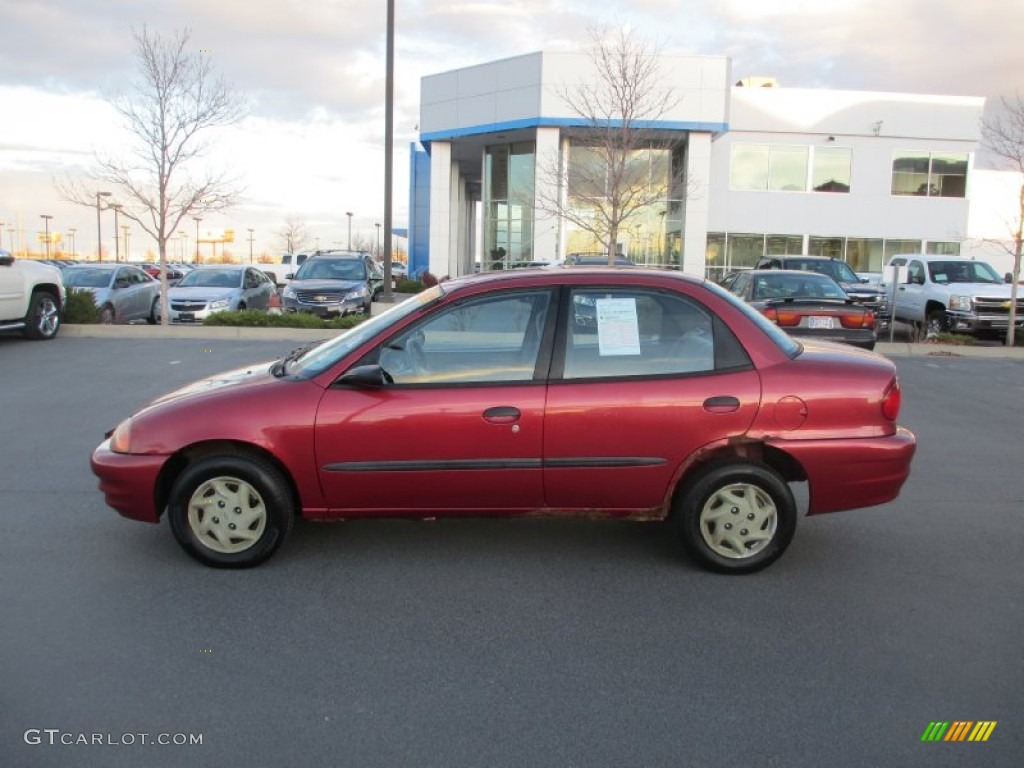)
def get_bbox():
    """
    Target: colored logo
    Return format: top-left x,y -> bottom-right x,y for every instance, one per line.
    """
921,721 -> 996,742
